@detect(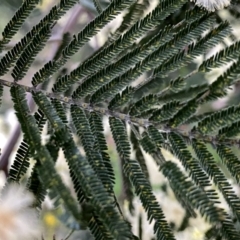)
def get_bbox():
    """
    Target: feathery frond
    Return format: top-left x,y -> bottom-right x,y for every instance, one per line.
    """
2,0 -> 240,238
0,0 -> 40,51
